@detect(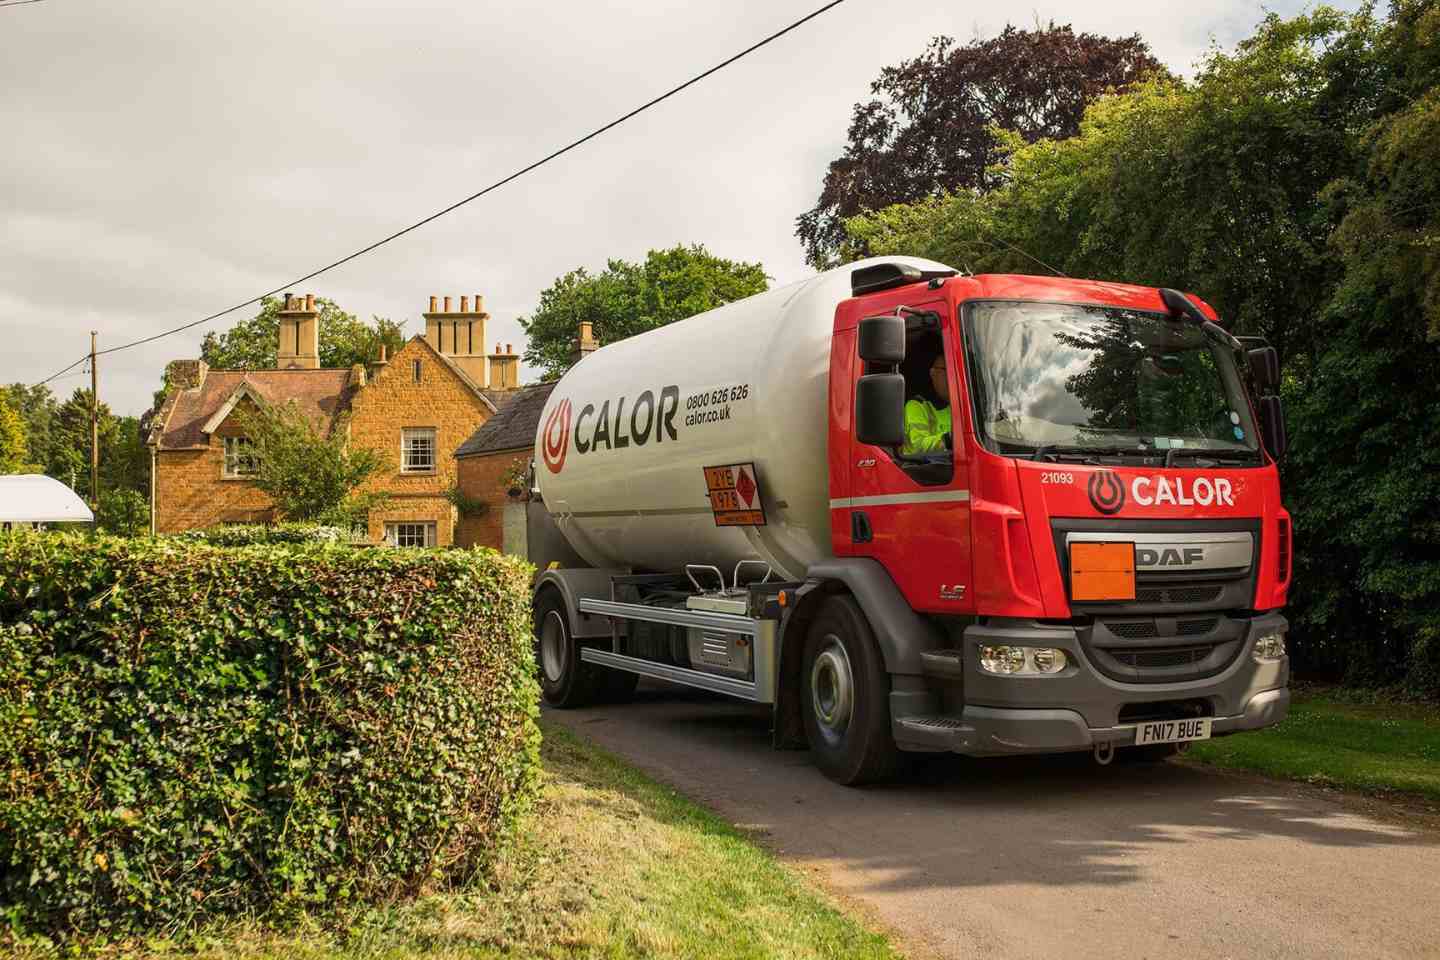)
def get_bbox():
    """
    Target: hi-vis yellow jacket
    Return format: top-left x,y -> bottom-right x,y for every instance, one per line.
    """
902,398 -> 951,454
